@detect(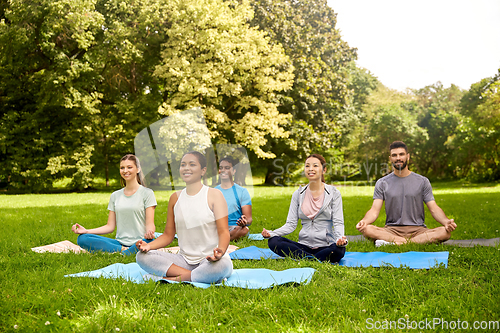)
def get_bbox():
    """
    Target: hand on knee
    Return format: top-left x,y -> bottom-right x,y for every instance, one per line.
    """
441,228 -> 452,241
